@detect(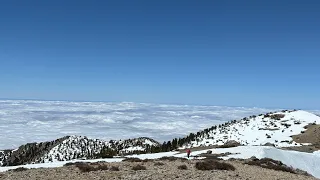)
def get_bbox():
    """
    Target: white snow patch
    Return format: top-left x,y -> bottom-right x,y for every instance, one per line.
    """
186,110 -> 320,148
0,158 -> 124,172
